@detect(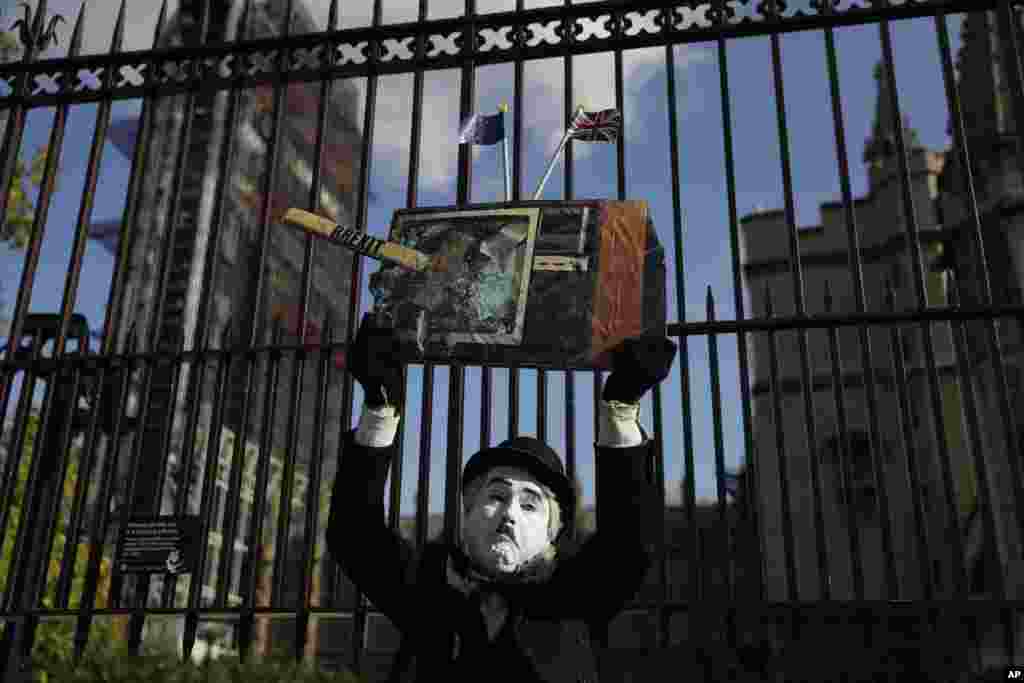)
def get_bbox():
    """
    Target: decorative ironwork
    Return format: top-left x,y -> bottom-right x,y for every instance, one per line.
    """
0,0 -> 995,110
9,2 -> 65,57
